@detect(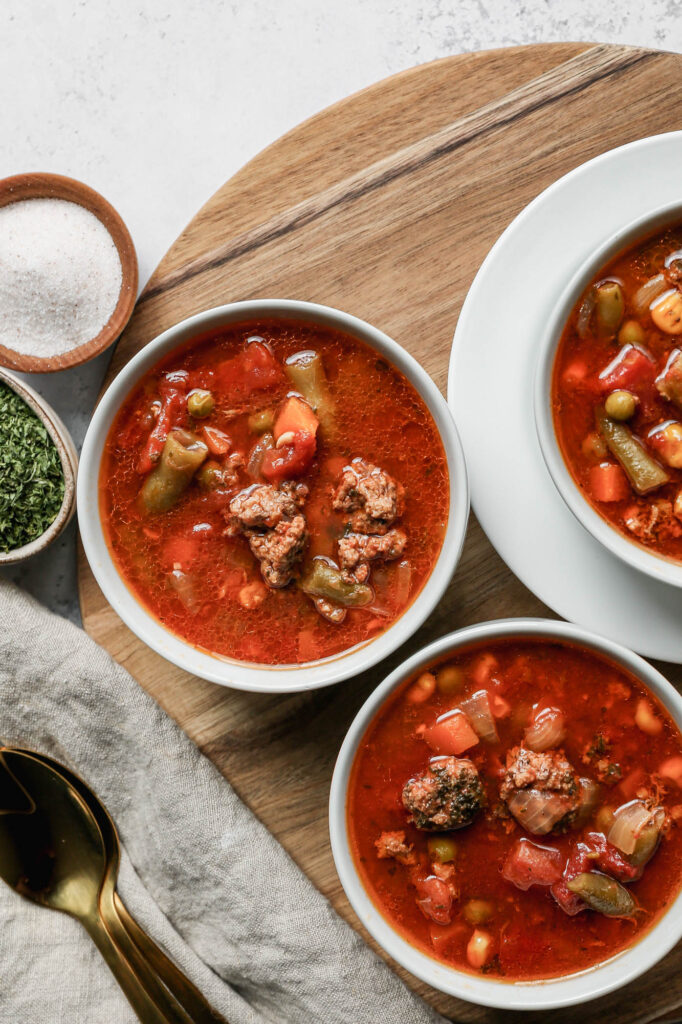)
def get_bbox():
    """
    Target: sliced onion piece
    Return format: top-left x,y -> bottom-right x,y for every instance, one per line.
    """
524,707 -> 566,752
459,690 -> 498,743
607,799 -> 664,856
394,560 -> 412,607
577,286 -> 596,338
506,789 -> 571,835
632,273 -> 668,315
